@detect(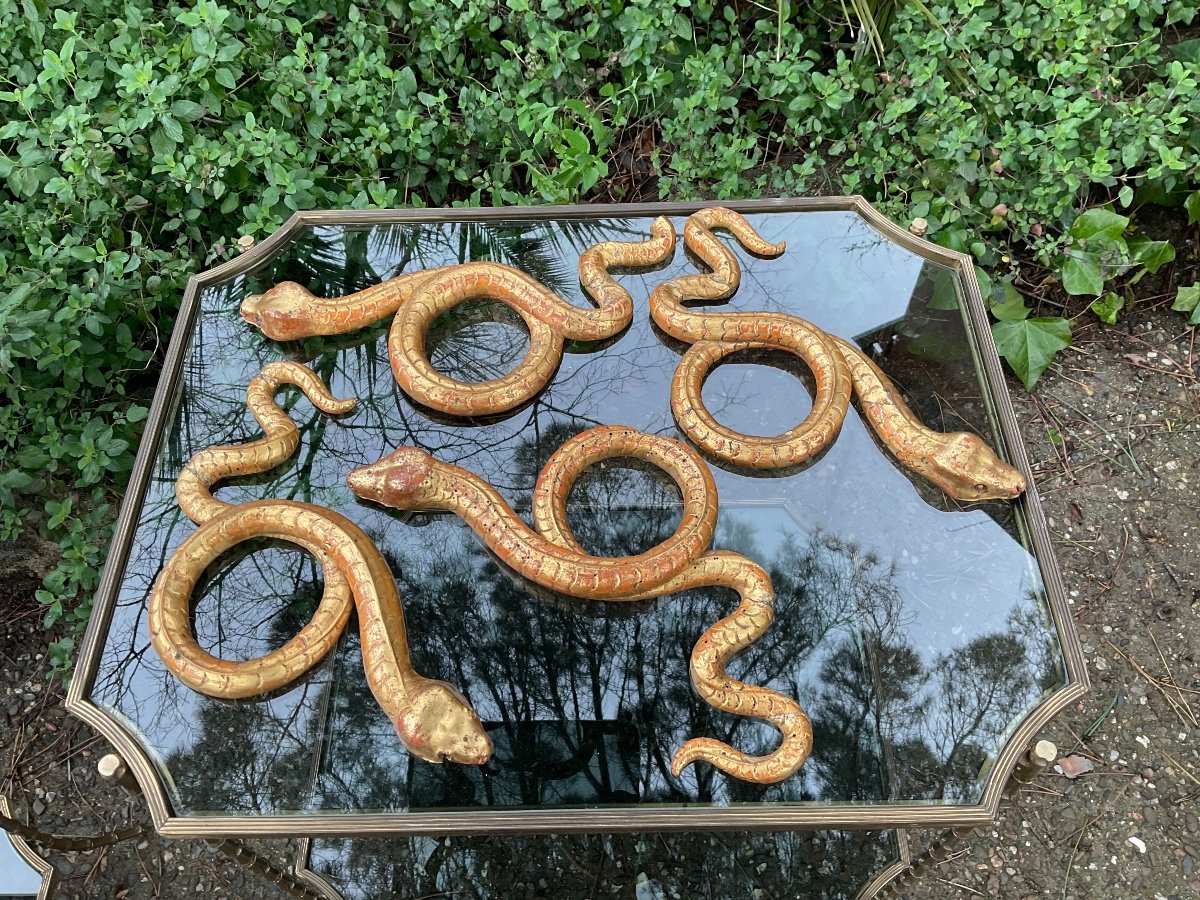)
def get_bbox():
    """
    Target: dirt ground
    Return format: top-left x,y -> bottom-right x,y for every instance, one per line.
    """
2,211 -> 1198,899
